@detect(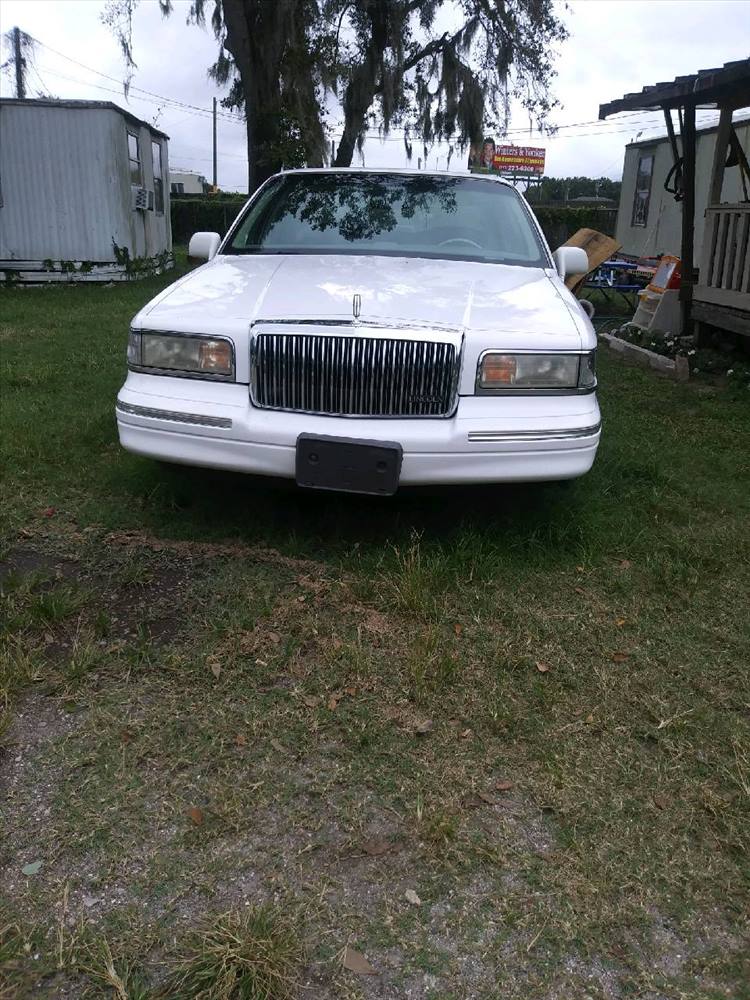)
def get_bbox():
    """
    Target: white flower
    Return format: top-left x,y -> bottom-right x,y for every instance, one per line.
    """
727,369 -> 734,375
688,349 -> 696,356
